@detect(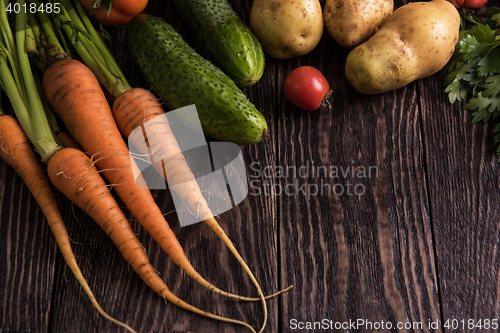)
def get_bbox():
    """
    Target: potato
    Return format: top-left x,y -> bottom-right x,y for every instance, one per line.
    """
345,0 -> 460,94
249,0 -> 323,60
323,0 -> 393,48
